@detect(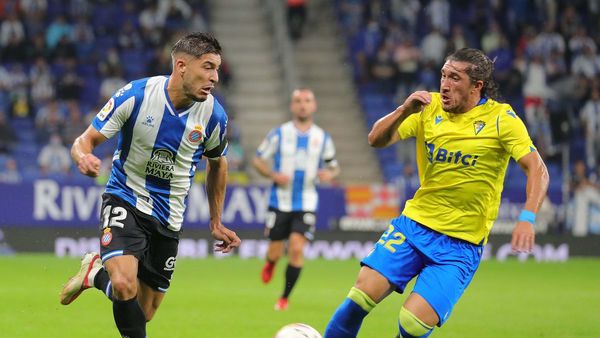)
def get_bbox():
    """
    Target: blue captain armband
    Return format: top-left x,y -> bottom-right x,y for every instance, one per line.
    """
518,210 -> 536,225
